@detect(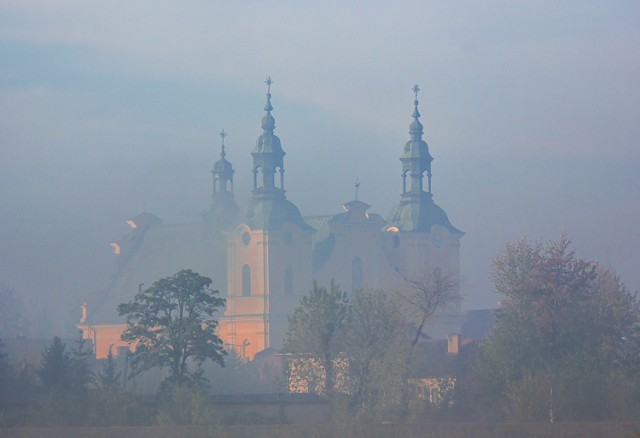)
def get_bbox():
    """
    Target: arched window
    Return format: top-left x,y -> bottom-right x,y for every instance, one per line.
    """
284,265 -> 293,296
242,264 -> 251,297
352,257 -> 363,292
